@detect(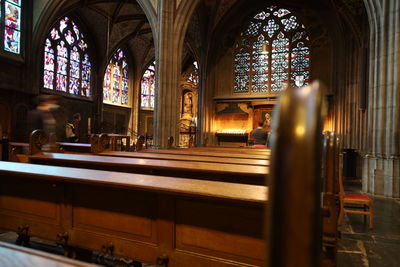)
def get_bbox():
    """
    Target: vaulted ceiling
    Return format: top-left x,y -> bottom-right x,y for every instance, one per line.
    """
55,0 -> 154,74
